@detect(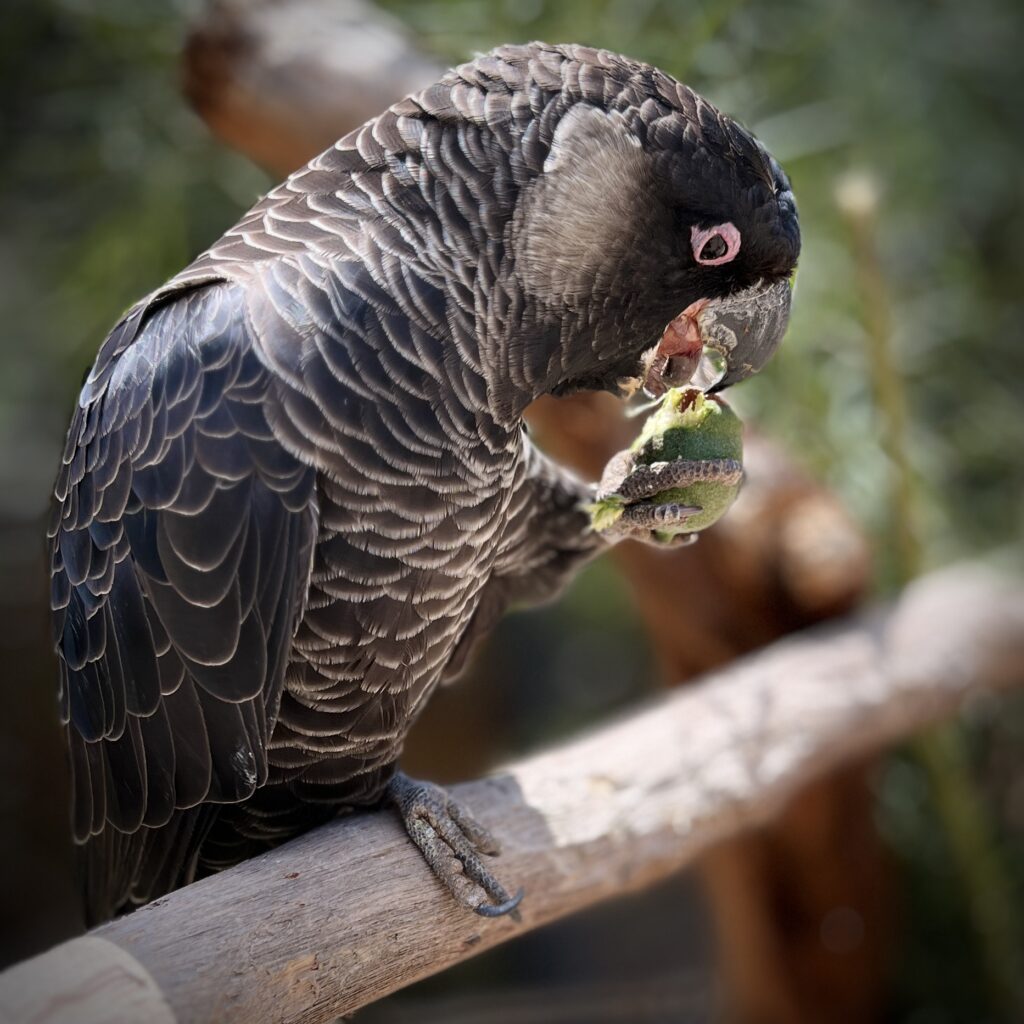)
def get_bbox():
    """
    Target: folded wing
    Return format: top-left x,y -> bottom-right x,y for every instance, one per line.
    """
50,280 -> 317,922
